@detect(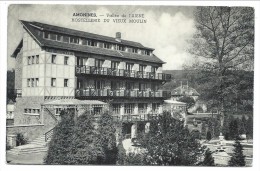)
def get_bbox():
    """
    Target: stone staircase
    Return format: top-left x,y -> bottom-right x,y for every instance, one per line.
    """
7,135 -> 51,157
